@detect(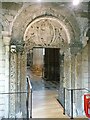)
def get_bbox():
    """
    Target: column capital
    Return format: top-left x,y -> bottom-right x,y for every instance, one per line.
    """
2,31 -> 11,37
2,31 -> 11,46
69,41 -> 82,55
3,36 -> 11,46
